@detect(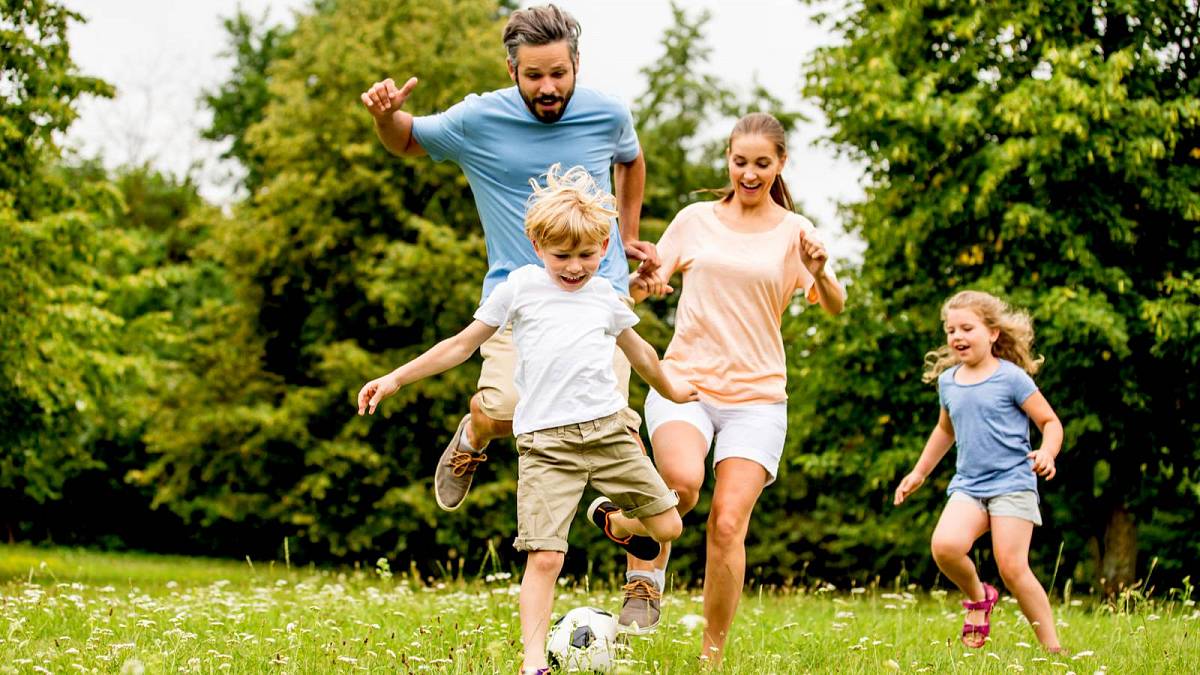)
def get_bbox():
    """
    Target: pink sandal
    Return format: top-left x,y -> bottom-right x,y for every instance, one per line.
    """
961,582 -> 999,648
